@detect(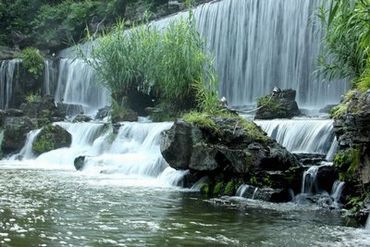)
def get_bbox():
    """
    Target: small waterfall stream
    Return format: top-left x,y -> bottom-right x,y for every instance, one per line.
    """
0,59 -> 21,109
255,119 -> 335,154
